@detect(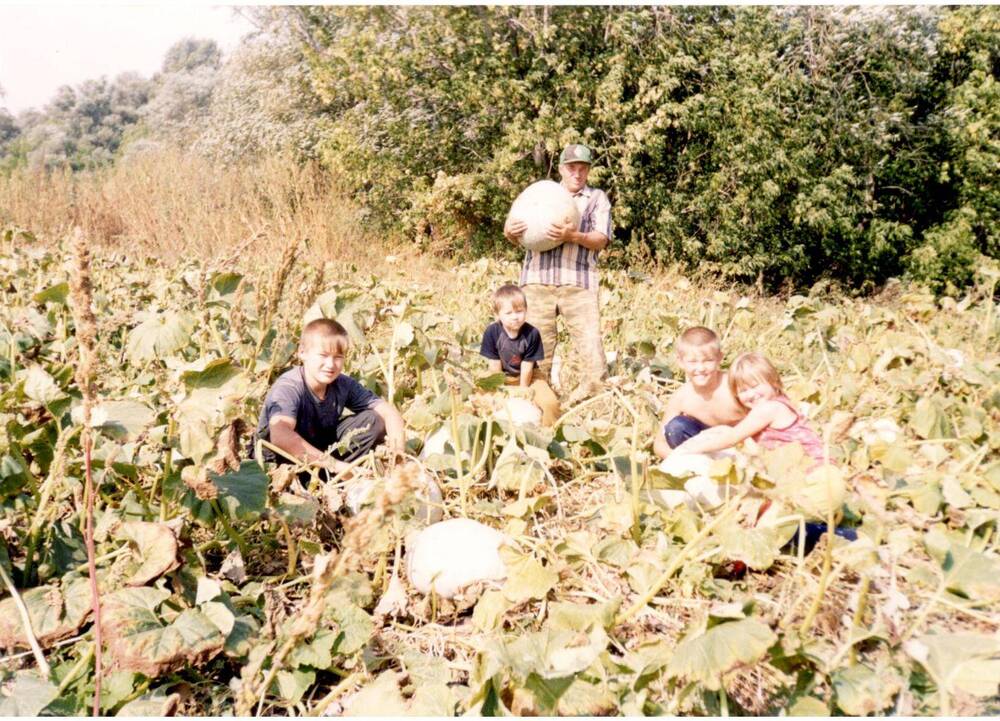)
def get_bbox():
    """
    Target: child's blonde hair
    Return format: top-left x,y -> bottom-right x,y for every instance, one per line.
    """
492,284 -> 527,313
300,318 -> 350,354
729,352 -> 785,408
675,326 -> 721,357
